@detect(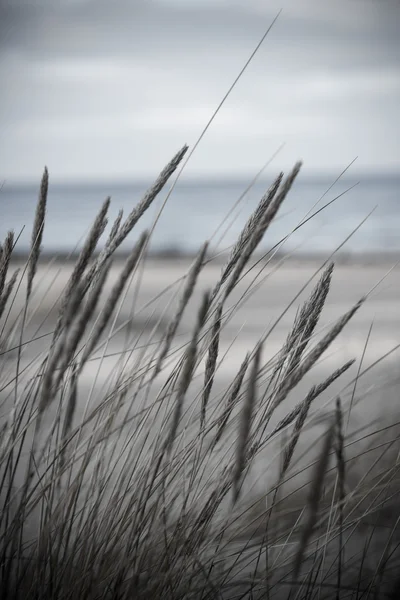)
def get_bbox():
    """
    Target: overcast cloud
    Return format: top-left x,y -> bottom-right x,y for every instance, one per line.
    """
0,0 -> 399,182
